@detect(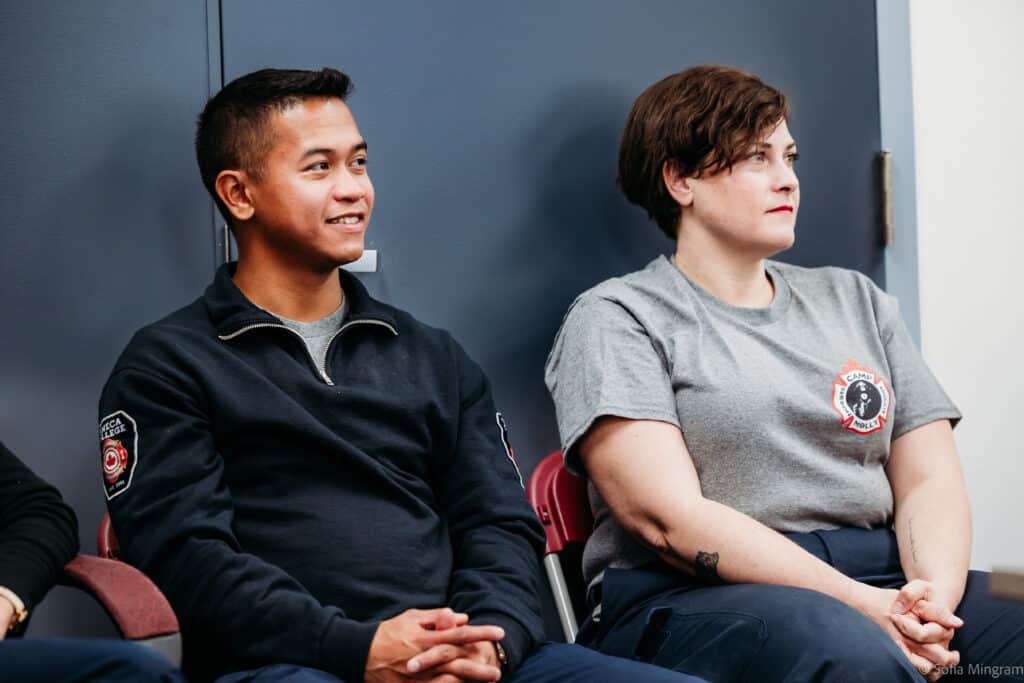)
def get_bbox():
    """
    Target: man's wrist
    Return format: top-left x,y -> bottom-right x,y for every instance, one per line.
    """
492,640 -> 508,672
